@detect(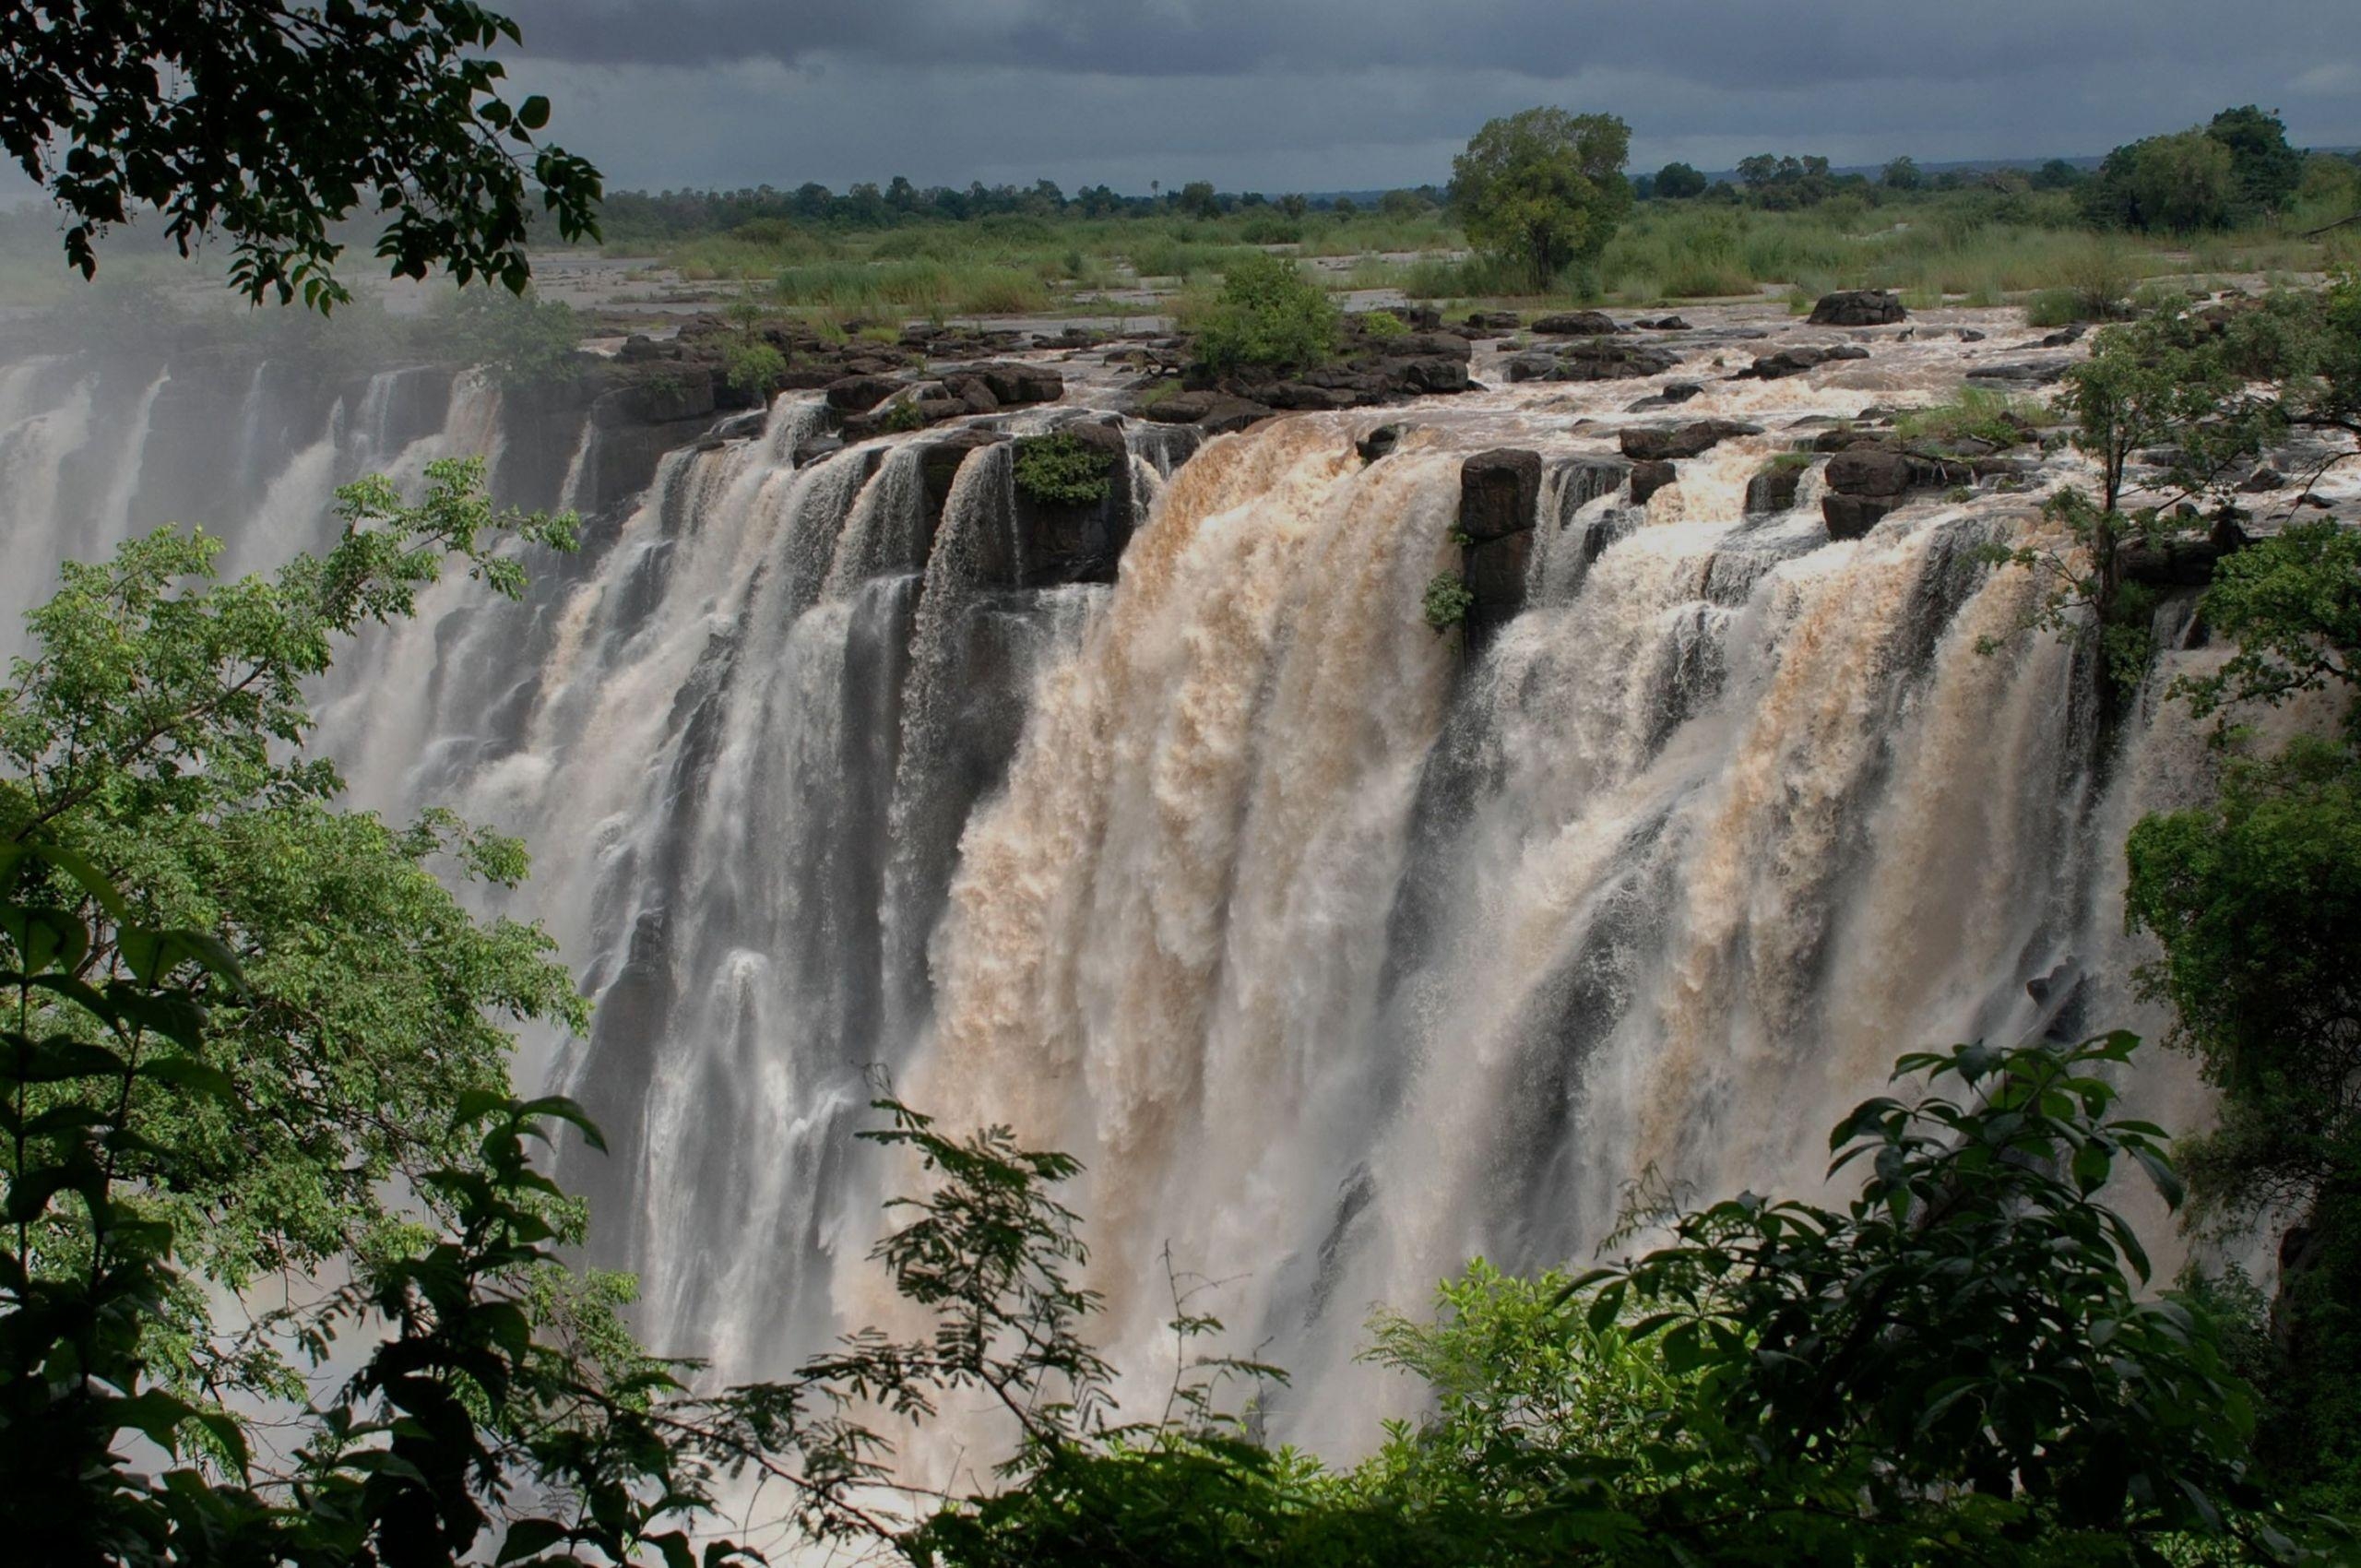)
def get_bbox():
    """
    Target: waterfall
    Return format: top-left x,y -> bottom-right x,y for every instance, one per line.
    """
0,332 -> 2236,1458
